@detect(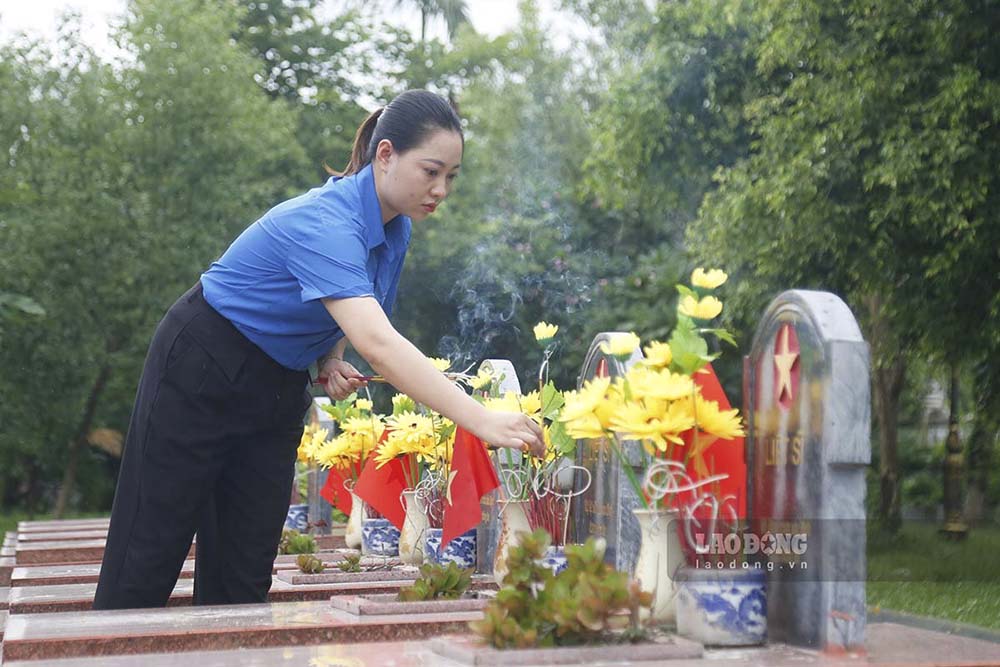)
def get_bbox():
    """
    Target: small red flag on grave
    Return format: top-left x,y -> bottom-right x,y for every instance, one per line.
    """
319,462 -> 360,516
441,427 -> 500,548
677,363 -> 747,517
353,432 -> 408,530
